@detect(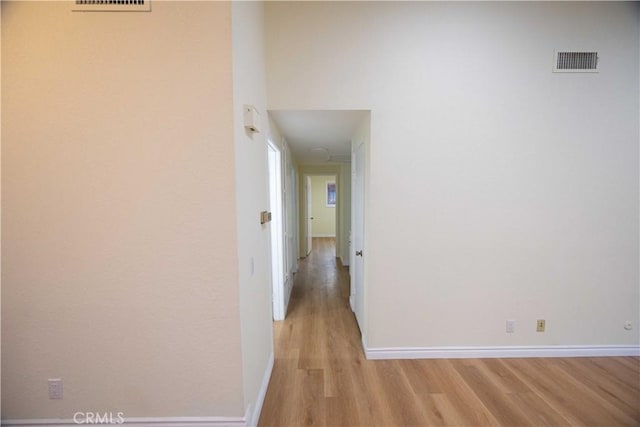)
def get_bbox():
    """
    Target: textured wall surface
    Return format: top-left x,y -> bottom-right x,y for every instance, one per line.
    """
266,1 -> 639,348
2,1 -> 244,418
